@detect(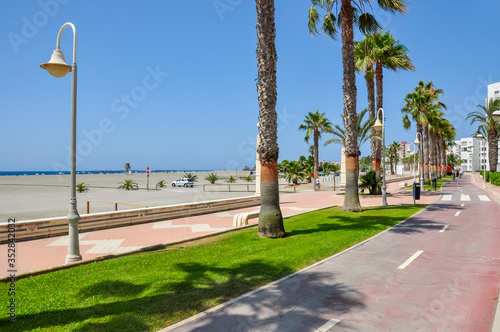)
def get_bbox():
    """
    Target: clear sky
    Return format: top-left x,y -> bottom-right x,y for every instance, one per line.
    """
1,1 -> 499,172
